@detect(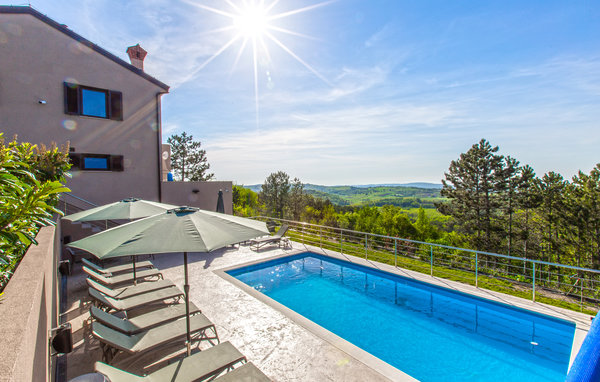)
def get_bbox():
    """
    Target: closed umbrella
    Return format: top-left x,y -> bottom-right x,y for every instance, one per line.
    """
216,190 -> 225,213
67,206 -> 269,355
